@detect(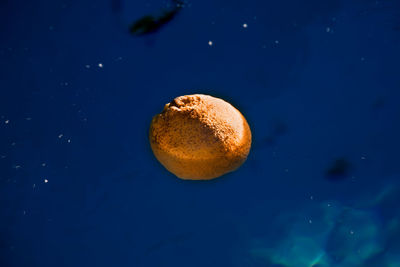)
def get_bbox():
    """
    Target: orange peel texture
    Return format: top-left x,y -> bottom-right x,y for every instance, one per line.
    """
149,94 -> 252,180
